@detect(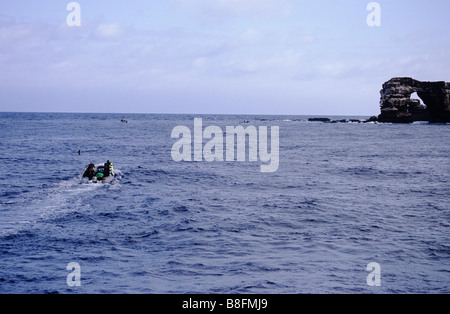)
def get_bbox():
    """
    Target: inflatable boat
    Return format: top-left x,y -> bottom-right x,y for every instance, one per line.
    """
81,161 -> 114,184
